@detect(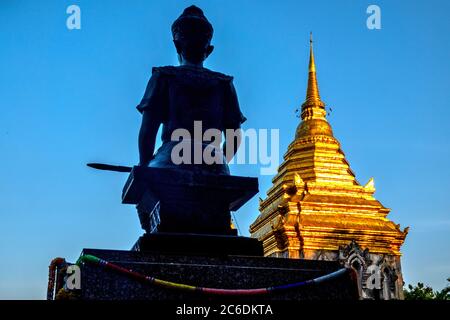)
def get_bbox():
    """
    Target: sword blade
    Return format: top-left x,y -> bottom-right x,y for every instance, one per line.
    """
87,163 -> 132,173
